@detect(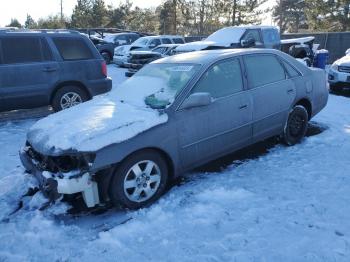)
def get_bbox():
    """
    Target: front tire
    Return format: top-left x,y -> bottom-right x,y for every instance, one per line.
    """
52,86 -> 89,112
109,150 -> 169,209
283,105 -> 308,146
